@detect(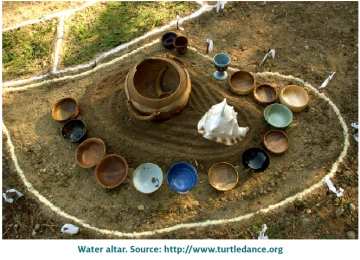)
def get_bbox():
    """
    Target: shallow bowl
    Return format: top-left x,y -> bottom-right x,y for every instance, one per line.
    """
161,32 -> 178,49
52,97 -> 79,121
133,163 -> 163,194
242,147 -> 270,172
264,103 -> 293,128
263,130 -> 290,155
253,84 -> 277,105
228,71 -> 256,95
280,85 -> 309,112
75,138 -> 106,168
166,162 -> 198,194
61,119 -> 86,143
95,154 -> 128,189
208,162 -> 238,191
